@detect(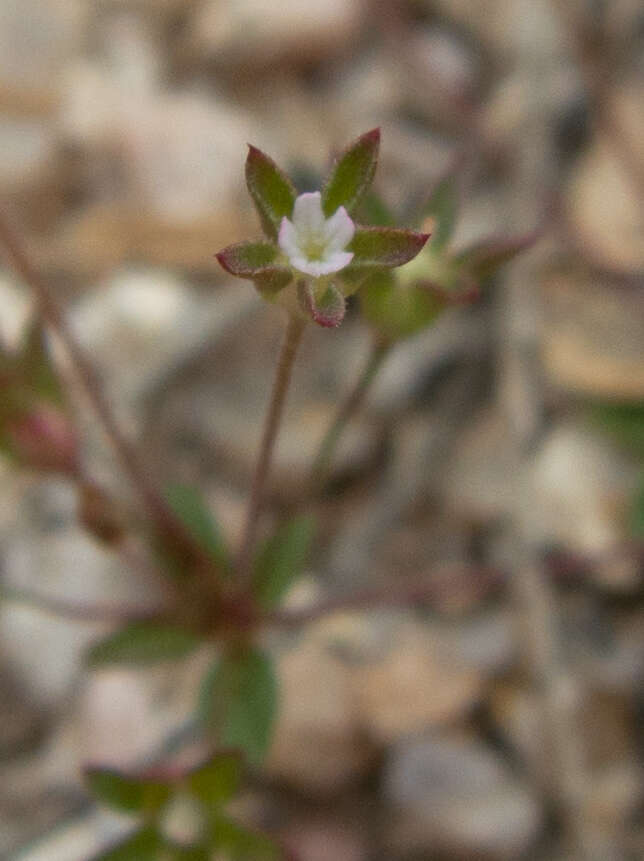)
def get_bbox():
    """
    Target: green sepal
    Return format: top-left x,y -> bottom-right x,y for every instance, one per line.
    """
348,226 -> 429,268
85,768 -> 172,815
253,514 -> 315,609
187,751 -> 243,808
321,128 -> 380,217
252,267 -> 293,298
420,174 -> 459,252
199,647 -> 277,766
245,146 -> 297,240
297,279 -> 346,328
87,622 -> 201,668
360,270 -> 447,340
